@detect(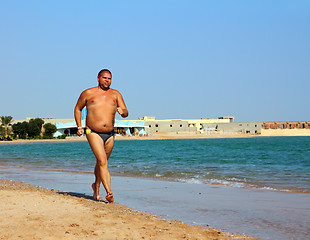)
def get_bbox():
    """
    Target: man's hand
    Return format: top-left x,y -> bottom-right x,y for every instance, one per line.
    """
77,128 -> 84,136
117,107 -> 128,118
117,107 -> 124,116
